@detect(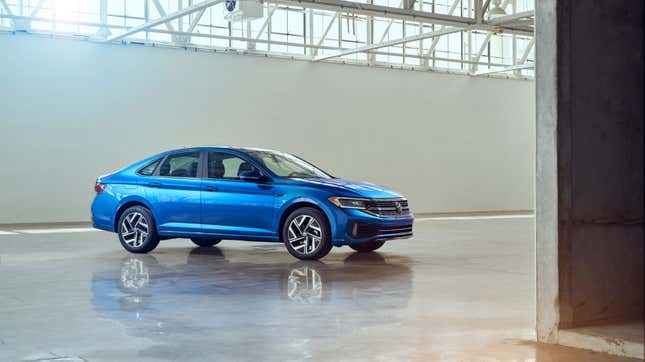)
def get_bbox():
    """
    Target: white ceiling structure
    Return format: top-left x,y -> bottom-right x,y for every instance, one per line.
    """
0,0 -> 534,77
